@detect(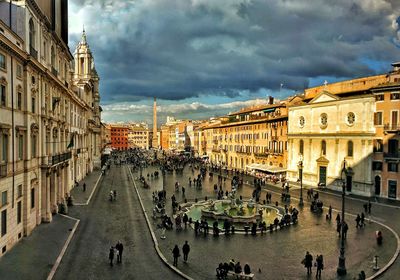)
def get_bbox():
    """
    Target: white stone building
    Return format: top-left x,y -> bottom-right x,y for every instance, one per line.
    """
287,91 -> 375,196
0,0 -> 101,257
